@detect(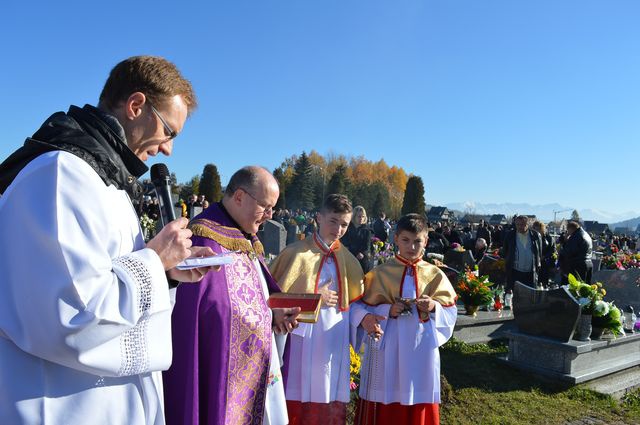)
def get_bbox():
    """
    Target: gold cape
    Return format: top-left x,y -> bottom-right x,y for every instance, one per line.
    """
269,233 -> 364,312
362,255 -> 457,322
